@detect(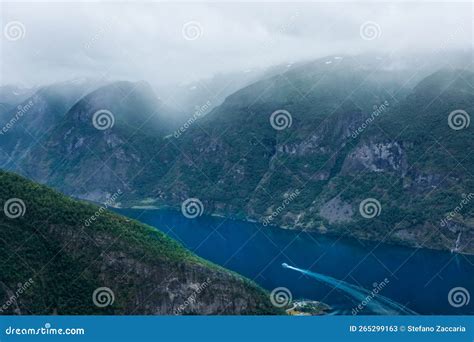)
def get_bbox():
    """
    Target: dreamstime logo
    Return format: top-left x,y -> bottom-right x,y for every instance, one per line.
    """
3,21 -> 26,41
448,287 -> 470,308
83,190 -> 123,227
174,100 -> 212,138
438,26 -> 465,53
440,193 -> 474,227
92,287 -> 115,308
448,110 -> 470,130
181,198 -> 204,219
0,98 -> 37,136
0,278 -> 34,314
174,278 -> 212,315
351,101 -> 390,139
84,18 -> 114,49
262,189 -> 300,226
4,323 -> 85,336
92,109 -> 115,130
359,21 -> 381,41
261,11 -> 300,51
182,21 -> 203,41
352,278 -> 390,315
359,198 -> 381,219
3,198 -> 26,219
270,110 -> 292,130
270,287 -> 292,308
